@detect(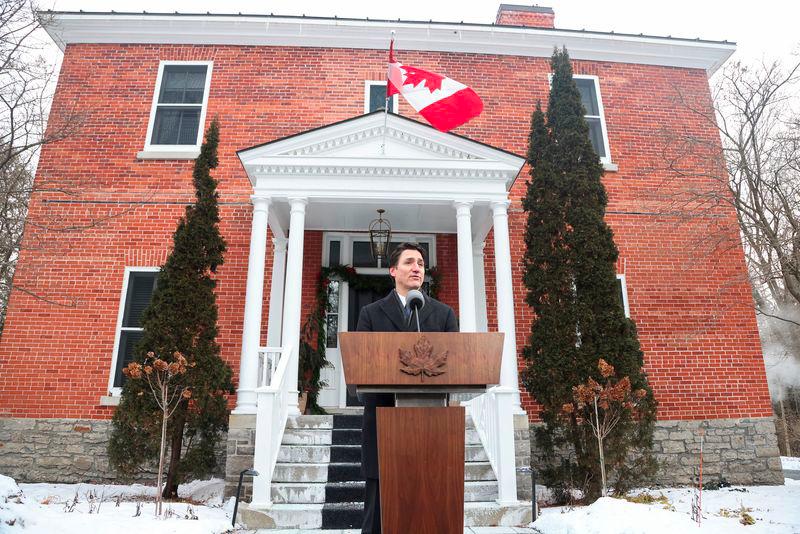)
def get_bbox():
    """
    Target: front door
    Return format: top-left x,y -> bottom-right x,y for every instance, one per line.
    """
344,278 -> 393,406
317,233 -> 435,409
